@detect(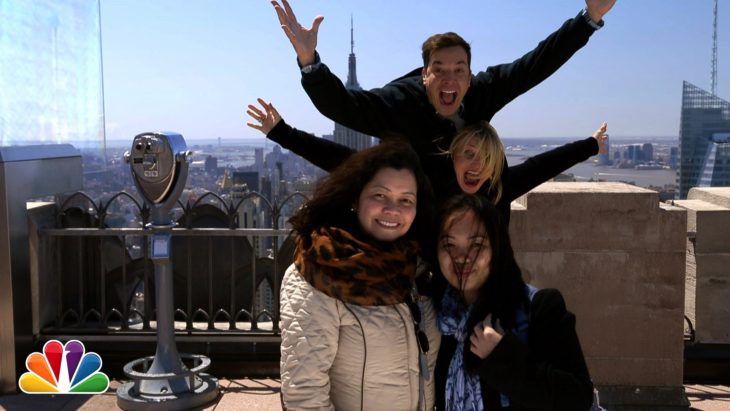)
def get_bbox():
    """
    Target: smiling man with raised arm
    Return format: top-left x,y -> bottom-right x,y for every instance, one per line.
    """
271,0 -> 615,146
270,0 -> 615,222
